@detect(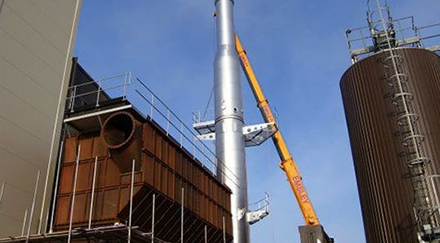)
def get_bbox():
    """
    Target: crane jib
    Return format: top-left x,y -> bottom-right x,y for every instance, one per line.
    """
235,34 -> 321,227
